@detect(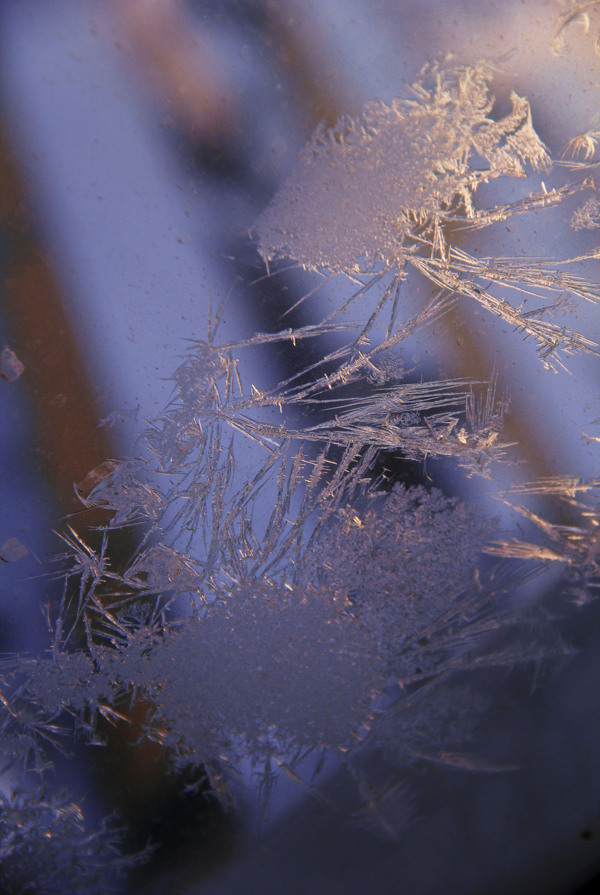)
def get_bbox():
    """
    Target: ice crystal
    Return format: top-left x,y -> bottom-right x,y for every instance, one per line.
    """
307,485 -> 496,672
571,195 -> 600,229
0,346 -> 25,382
0,787 -> 141,895
0,298 -> 579,857
5,43 -> 600,880
486,477 -> 600,605
1,468 -> 561,823
350,773 -> 416,842
552,0 -> 600,55
257,61 -> 550,273
75,460 -> 164,527
0,537 -> 28,563
563,130 -> 600,161
256,61 -> 600,371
